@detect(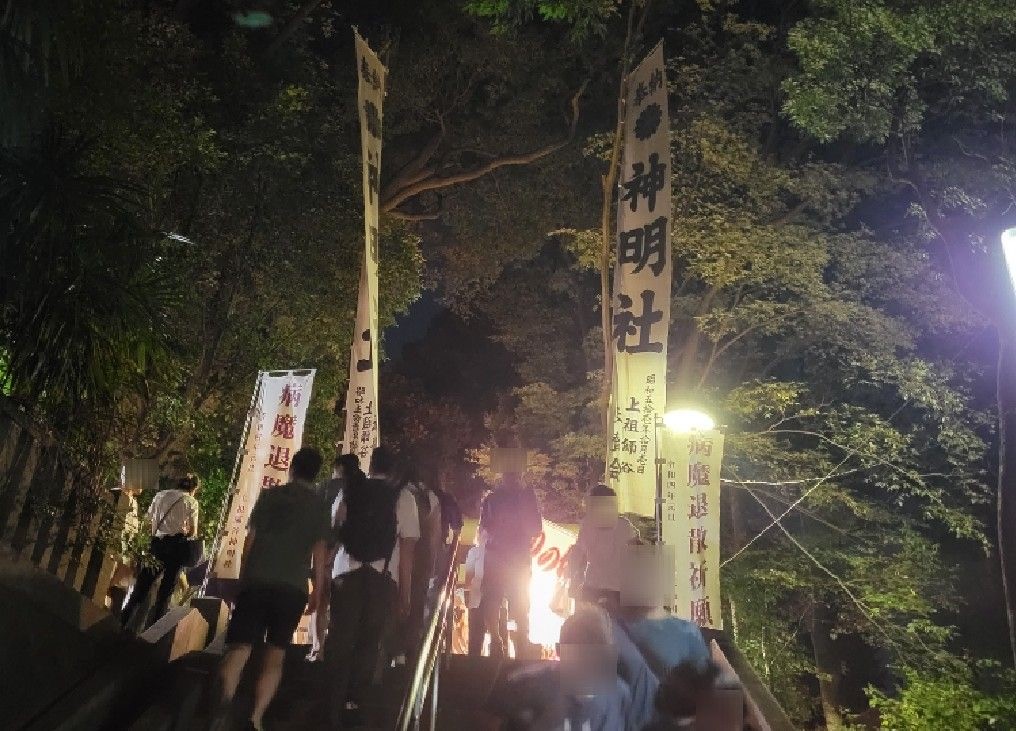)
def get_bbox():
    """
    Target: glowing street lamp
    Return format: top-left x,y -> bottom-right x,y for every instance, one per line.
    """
656,407 -> 715,542
1000,227 -> 1016,664
1003,228 -> 1016,294
663,408 -> 716,433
